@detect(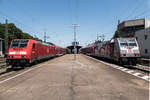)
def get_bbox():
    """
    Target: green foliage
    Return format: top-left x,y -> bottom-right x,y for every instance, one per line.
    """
22,33 -> 33,39
0,22 -> 42,53
0,22 -> 41,44
113,30 -> 121,38
0,23 -> 5,39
